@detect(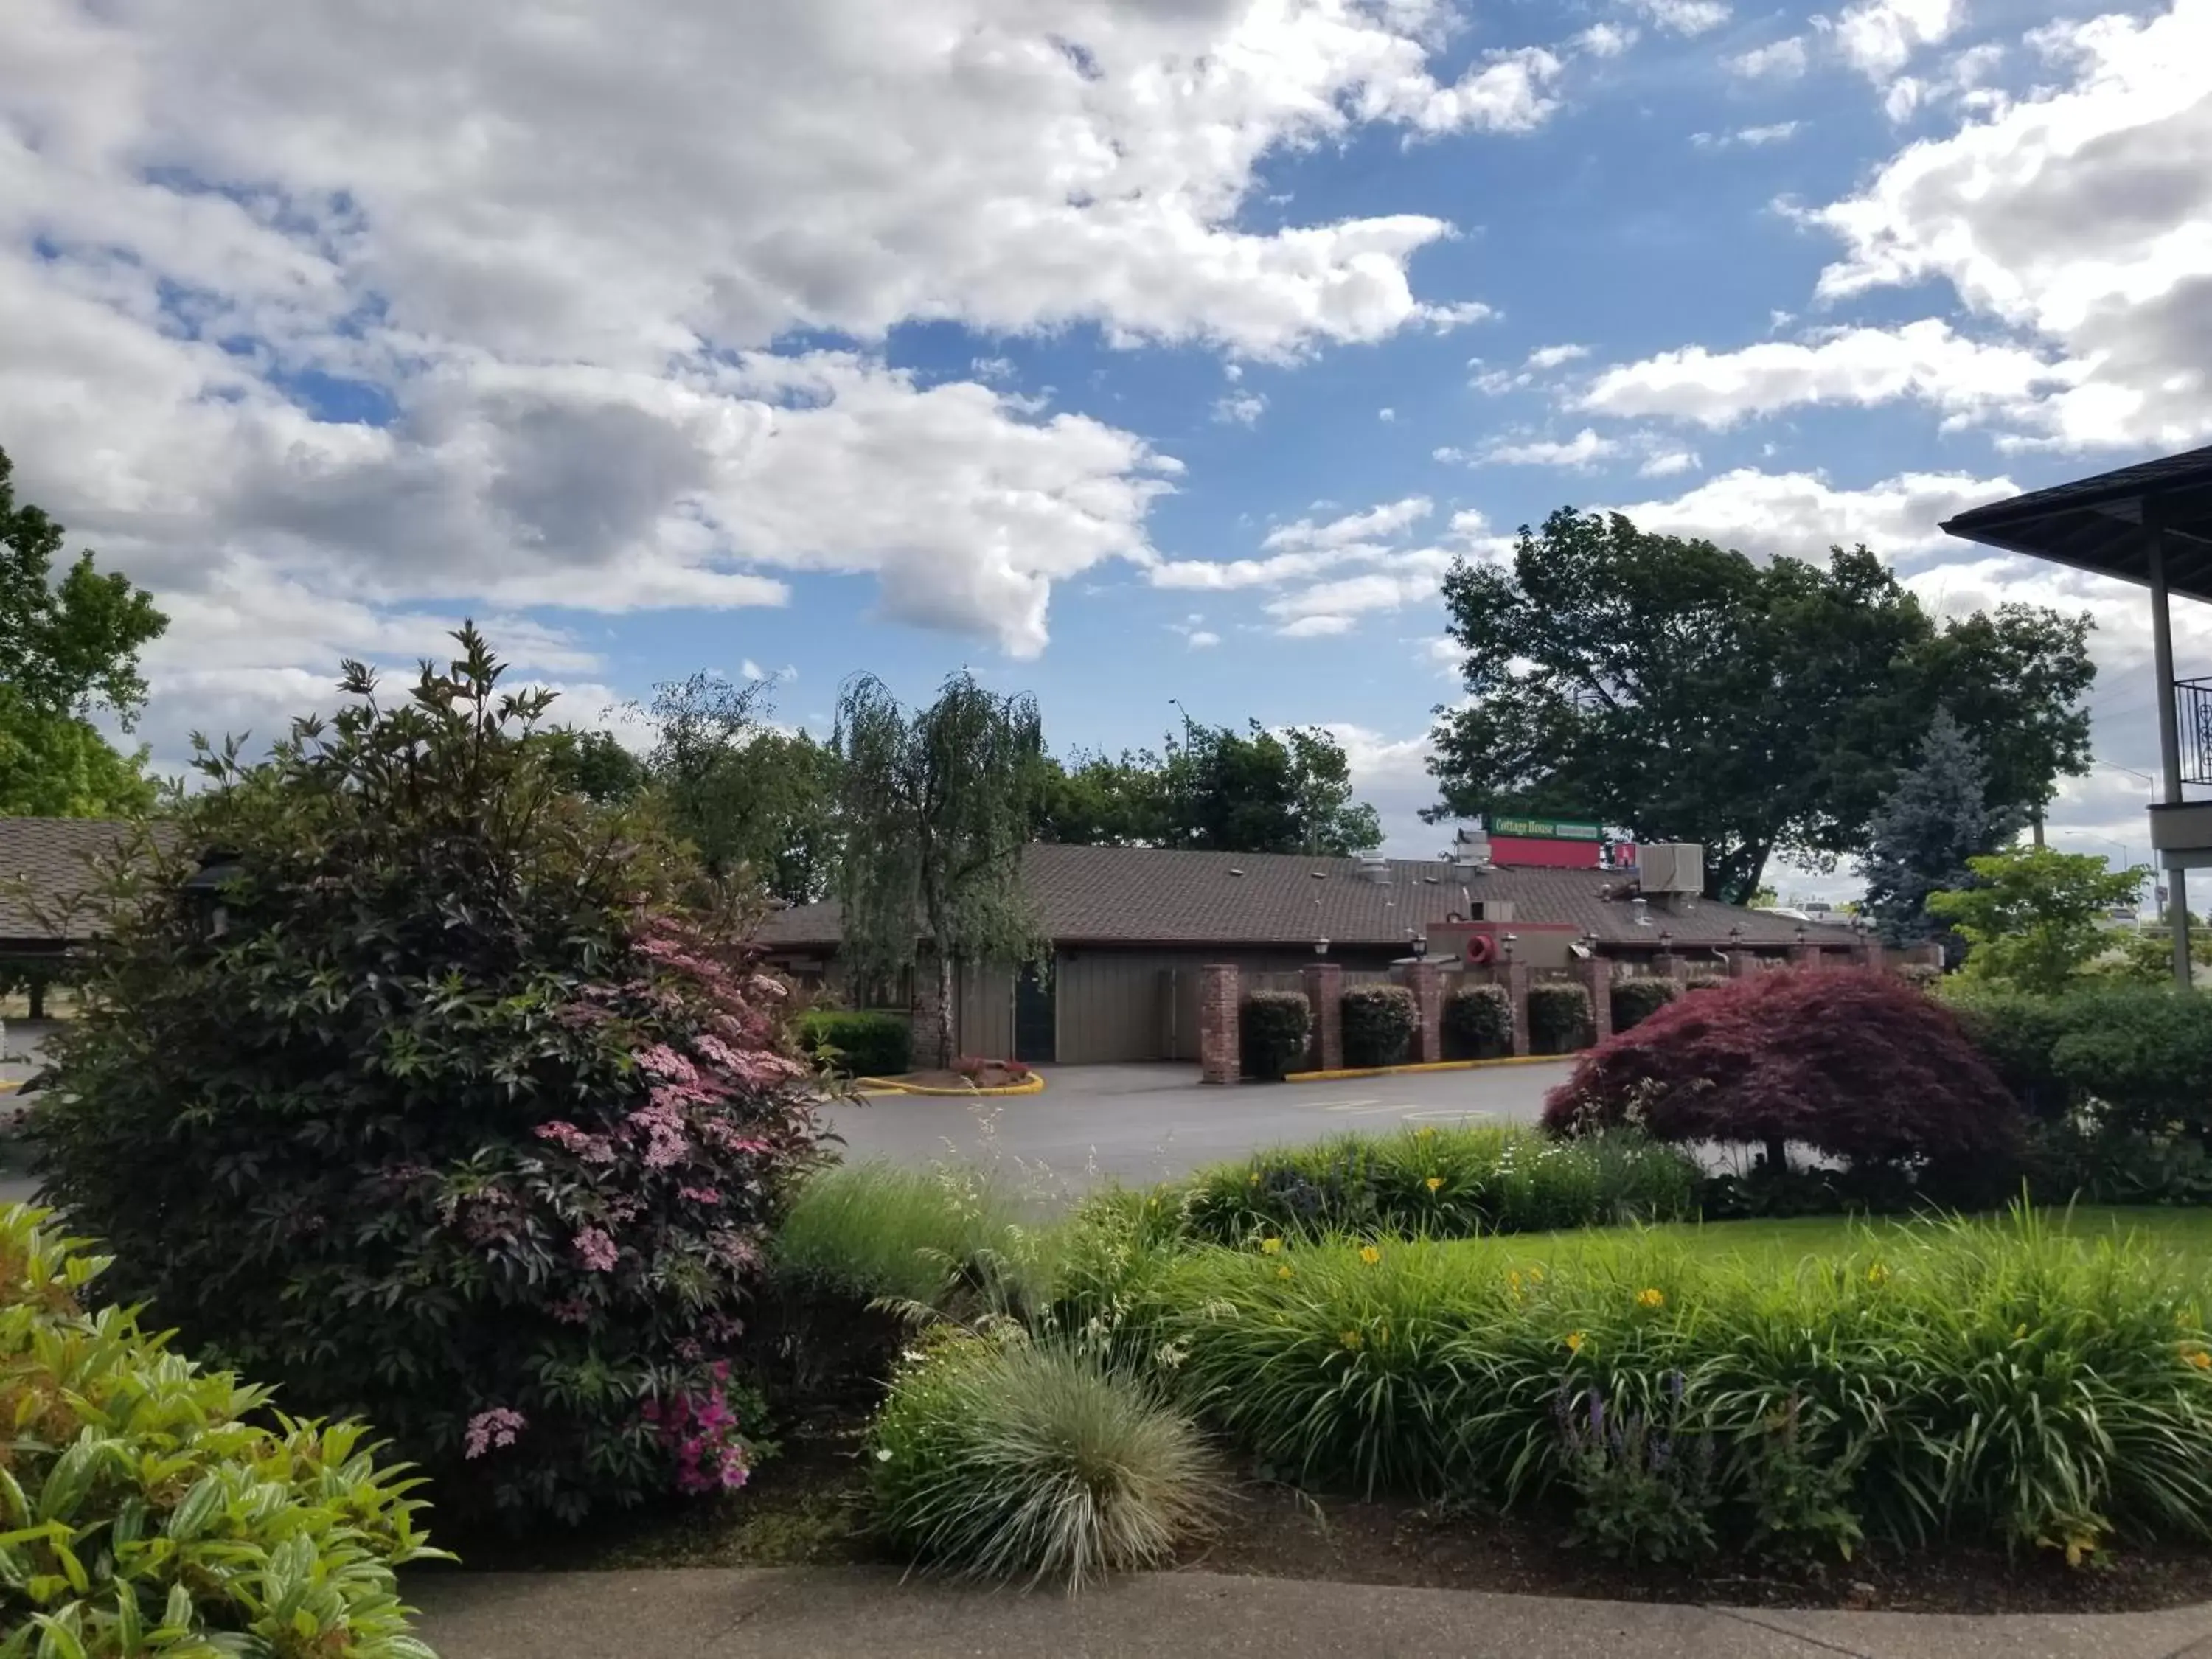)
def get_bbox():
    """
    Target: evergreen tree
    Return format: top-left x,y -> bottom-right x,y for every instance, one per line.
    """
1862,709 -> 2023,948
